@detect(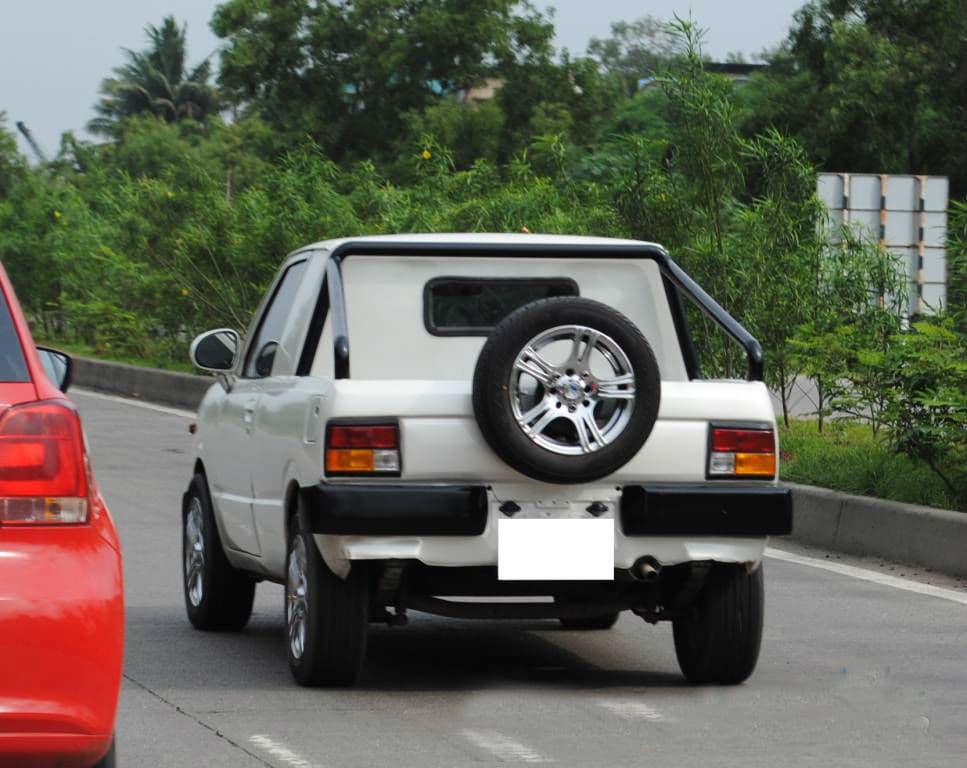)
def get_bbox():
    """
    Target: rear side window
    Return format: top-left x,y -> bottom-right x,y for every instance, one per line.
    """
424,277 -> 579,336
0,290 -> 29,383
